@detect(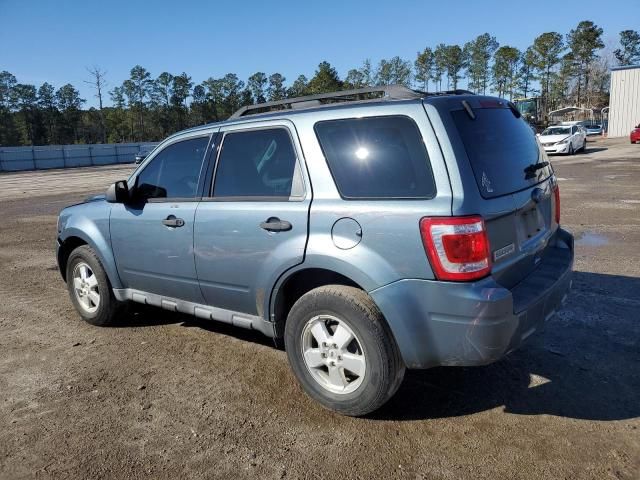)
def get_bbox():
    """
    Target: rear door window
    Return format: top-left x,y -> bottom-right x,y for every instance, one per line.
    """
314,116 -> 436,199
451,107 -> 552,198
212,128 -> 302,199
